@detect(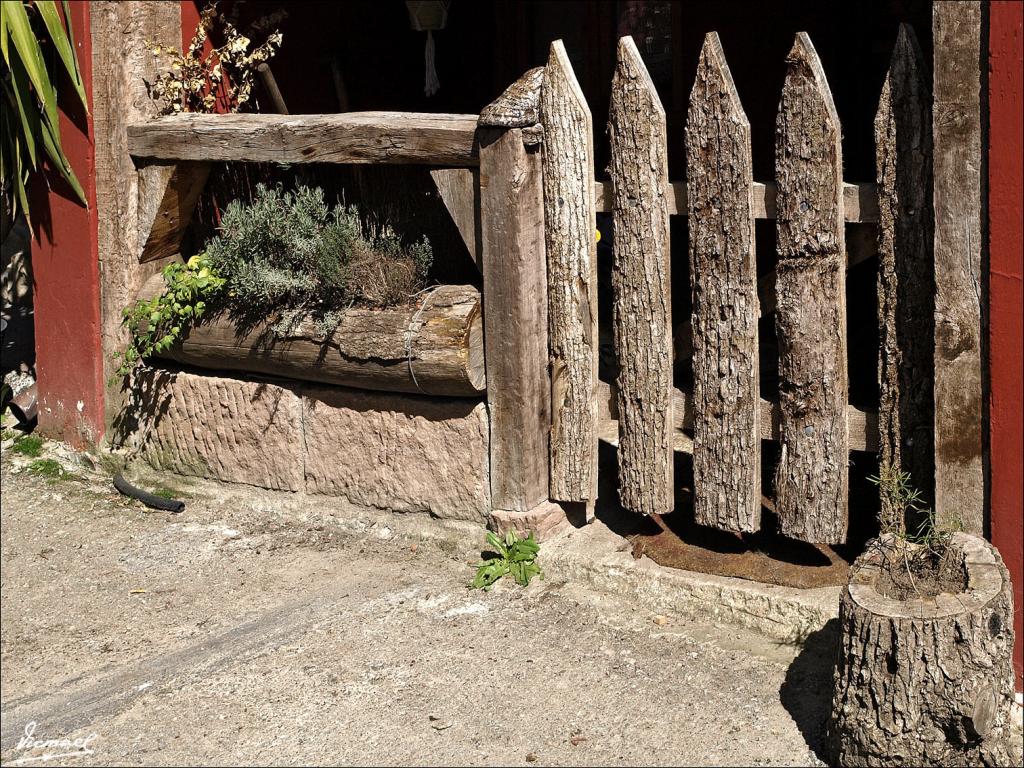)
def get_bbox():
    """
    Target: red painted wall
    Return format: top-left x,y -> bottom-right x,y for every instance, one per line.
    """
989,0 -> 1024,694
32,1 -> 103,446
